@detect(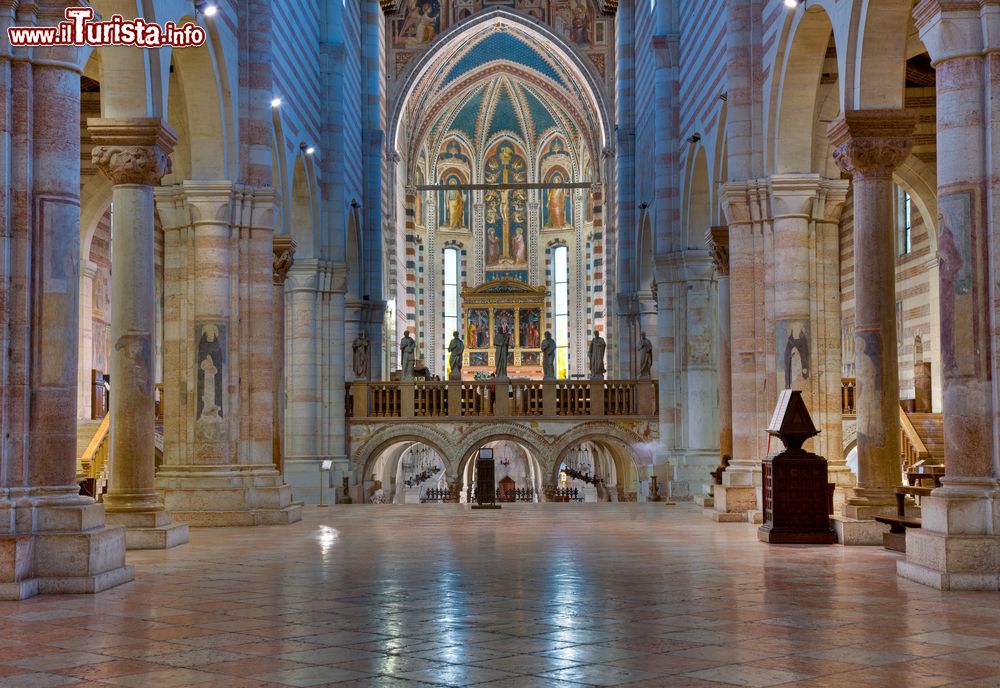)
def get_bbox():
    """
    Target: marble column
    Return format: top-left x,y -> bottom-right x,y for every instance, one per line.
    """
77,260 -> 98,420
0,36 -> 131,598
272,235 -> 296,475
706,227 -> 733,460
89,118 -> 187,549
829,110 -> 917,519
899,0 -> 1000,590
